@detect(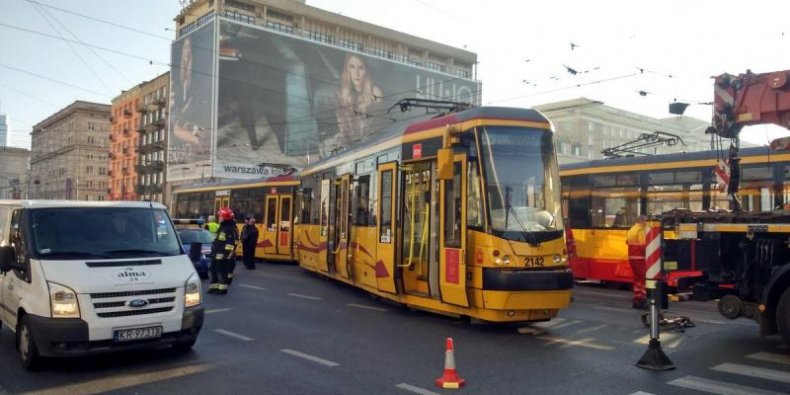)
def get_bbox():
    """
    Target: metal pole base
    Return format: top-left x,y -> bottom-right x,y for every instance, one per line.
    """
636,339 -> 676,371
